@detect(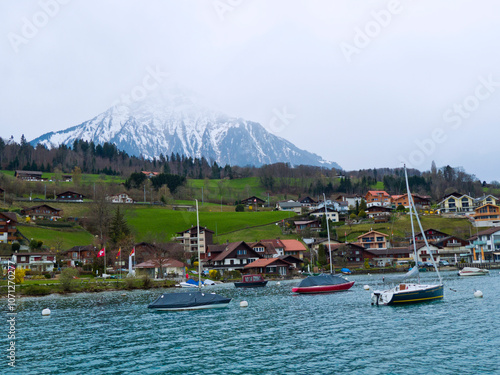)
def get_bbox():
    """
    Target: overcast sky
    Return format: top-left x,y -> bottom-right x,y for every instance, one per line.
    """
1,0 -> 499,181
